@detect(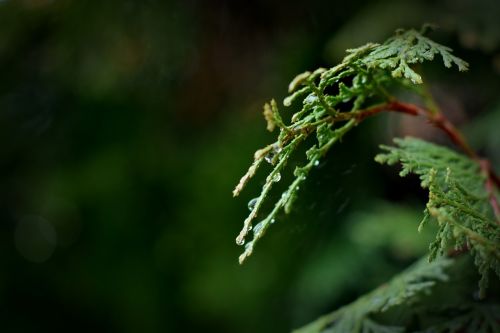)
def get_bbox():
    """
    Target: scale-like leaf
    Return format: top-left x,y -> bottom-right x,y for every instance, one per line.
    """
294,257 -> 453,333
376,137 -> 500,296
234,27 -> 469,264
